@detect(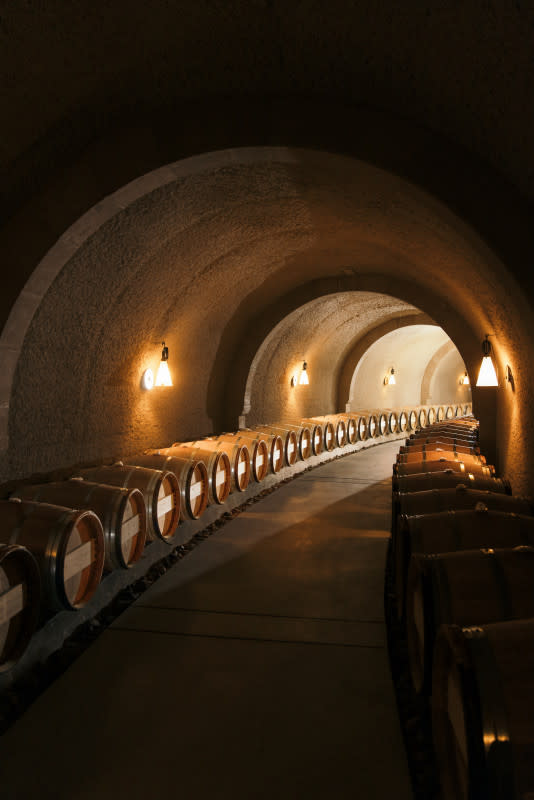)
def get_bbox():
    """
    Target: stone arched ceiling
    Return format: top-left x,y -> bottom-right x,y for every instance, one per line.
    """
242,291 -> 418,426
347,325 -> 459,410
1,147 -> 533,492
